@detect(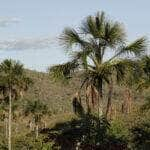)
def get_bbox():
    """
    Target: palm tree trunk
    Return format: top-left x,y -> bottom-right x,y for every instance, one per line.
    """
122,88 -> 132,114
126,88 -> 132,114
105,80 -> 113,119
5,117 -> 8,138
99,79 -> 103,98
85,85 -> 91,113
36,124 -> 39,139
8,88 -> 12,150
98,79 -> 103,117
